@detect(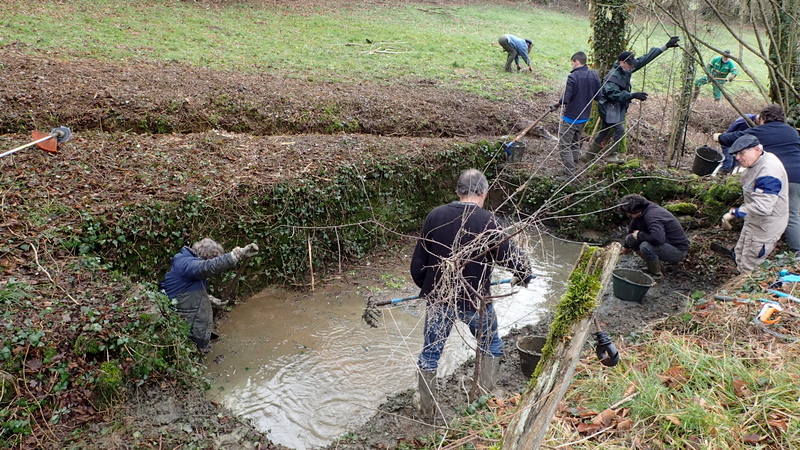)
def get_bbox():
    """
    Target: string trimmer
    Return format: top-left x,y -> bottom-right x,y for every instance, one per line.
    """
362,278 -> 519,328
1,126 -> 72,159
